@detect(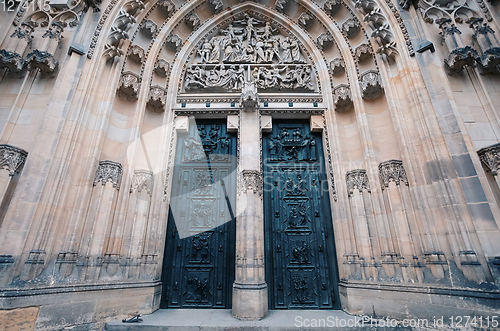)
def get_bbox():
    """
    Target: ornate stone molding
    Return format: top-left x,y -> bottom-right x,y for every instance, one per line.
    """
154,59 -> 169,77
342,18 -> 361,39
165,33 -> 182,52
317,32 -> 334,50
355,43 -> 373,63
346,169 -> 371,197
130,170 -> 154,196
359,70 -> 384,100
127,45 -> 145,64
330,58 -> 345,76
478,143 -> 500,175
147,85 -> 167,112
139,19 -> 157,38
378,160 -> 409,189
186,12 -> 201,30
0,144 -> 28,176
93,160 -> 123,189
333,84 -> 353,112
117,71 -> 140,101
241,170 -> 263,195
